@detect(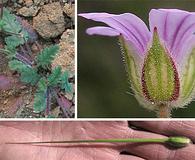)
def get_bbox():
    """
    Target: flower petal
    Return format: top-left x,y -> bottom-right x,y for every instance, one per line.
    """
79,13 -> 151,55
86,26 -> 120,36
149,9 -> 195,63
